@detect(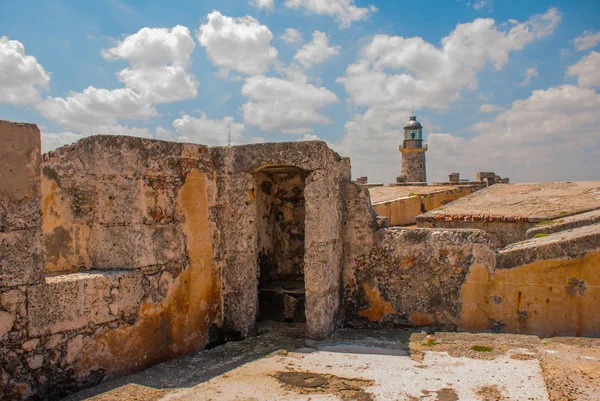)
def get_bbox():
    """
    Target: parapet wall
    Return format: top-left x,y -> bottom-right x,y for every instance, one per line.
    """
372,186 -> 476,227
346,222 -> 600,338
0,121 -> 351,399
461,223 -> 600,337
2,131 -> 224,399
345,227 -> 496,329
